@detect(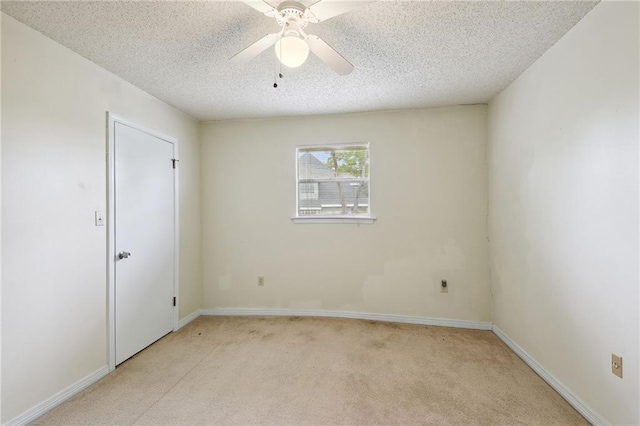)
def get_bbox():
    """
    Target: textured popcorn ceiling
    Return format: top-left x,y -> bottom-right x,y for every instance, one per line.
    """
1,1 -> 598,121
